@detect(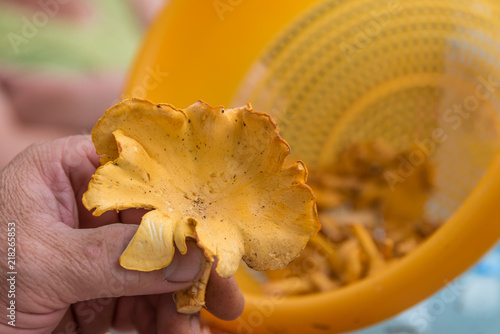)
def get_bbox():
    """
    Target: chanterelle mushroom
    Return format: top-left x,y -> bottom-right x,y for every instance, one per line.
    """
83,98 -> 320,313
